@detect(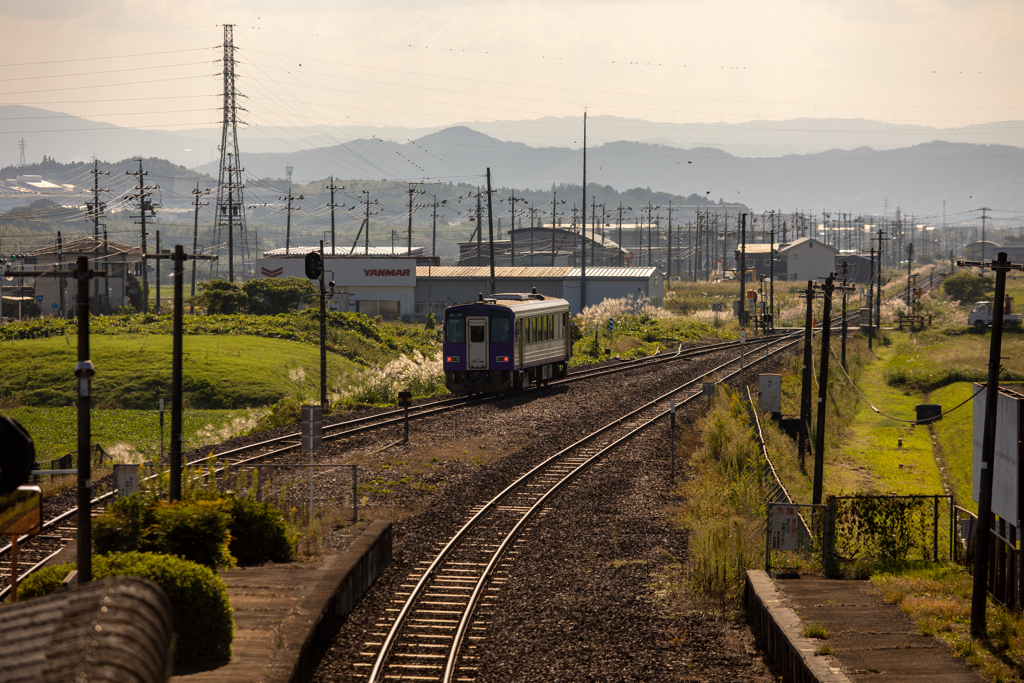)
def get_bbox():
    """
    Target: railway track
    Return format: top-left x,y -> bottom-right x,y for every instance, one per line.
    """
361,329 -> 809,683
0,331 -> 790,601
